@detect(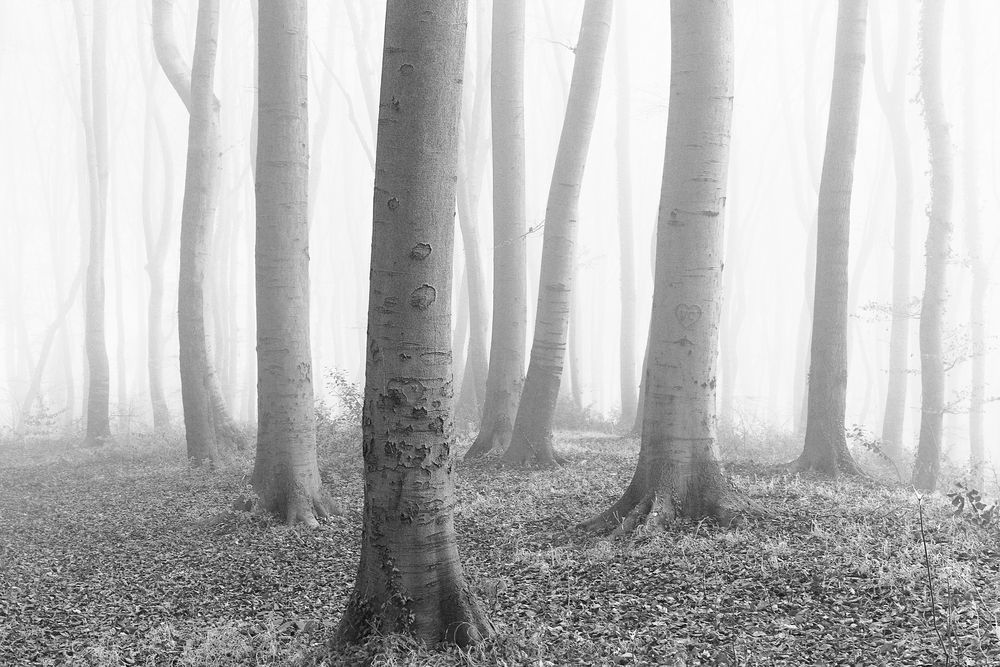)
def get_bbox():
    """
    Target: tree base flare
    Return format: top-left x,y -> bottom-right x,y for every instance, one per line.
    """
790,451 -> 867,479
255,485 -> 340,528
